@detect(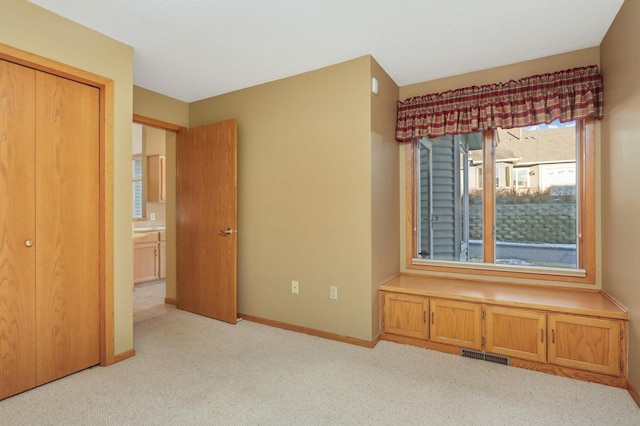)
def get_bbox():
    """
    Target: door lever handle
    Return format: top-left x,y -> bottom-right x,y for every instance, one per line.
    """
218,228 -> 233,236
